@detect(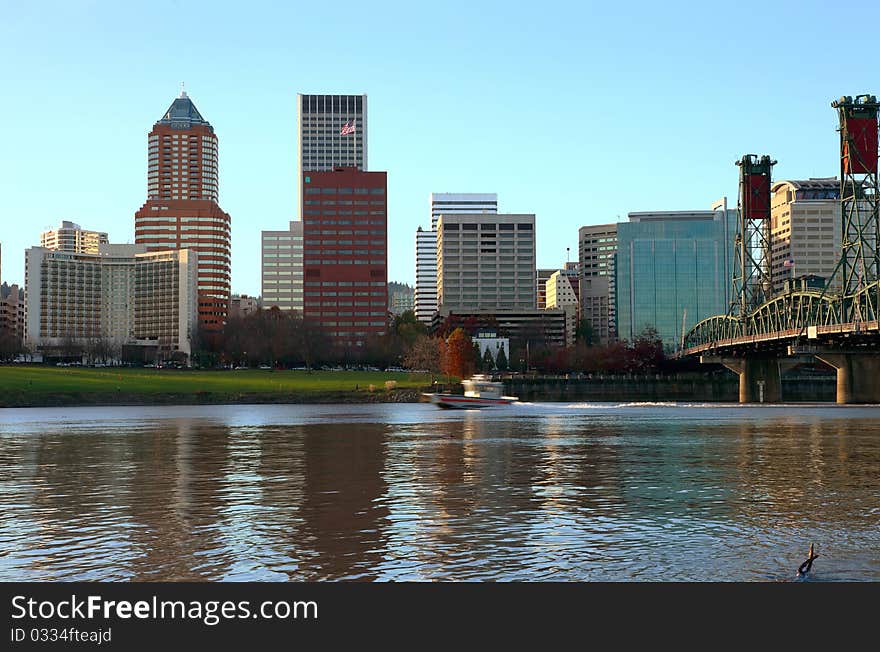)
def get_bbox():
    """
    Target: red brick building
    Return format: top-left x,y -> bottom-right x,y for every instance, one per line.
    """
301,167 -> 388,348
134,89 -> 231,332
